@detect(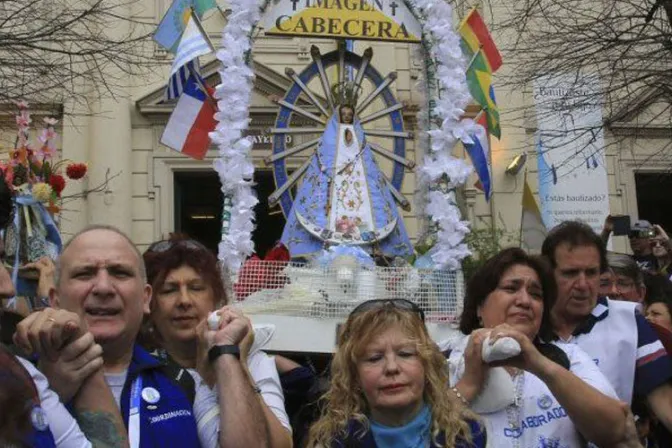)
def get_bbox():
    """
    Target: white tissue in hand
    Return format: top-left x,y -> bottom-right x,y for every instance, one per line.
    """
207,312 -> 220,331
481,336 -> 521,363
